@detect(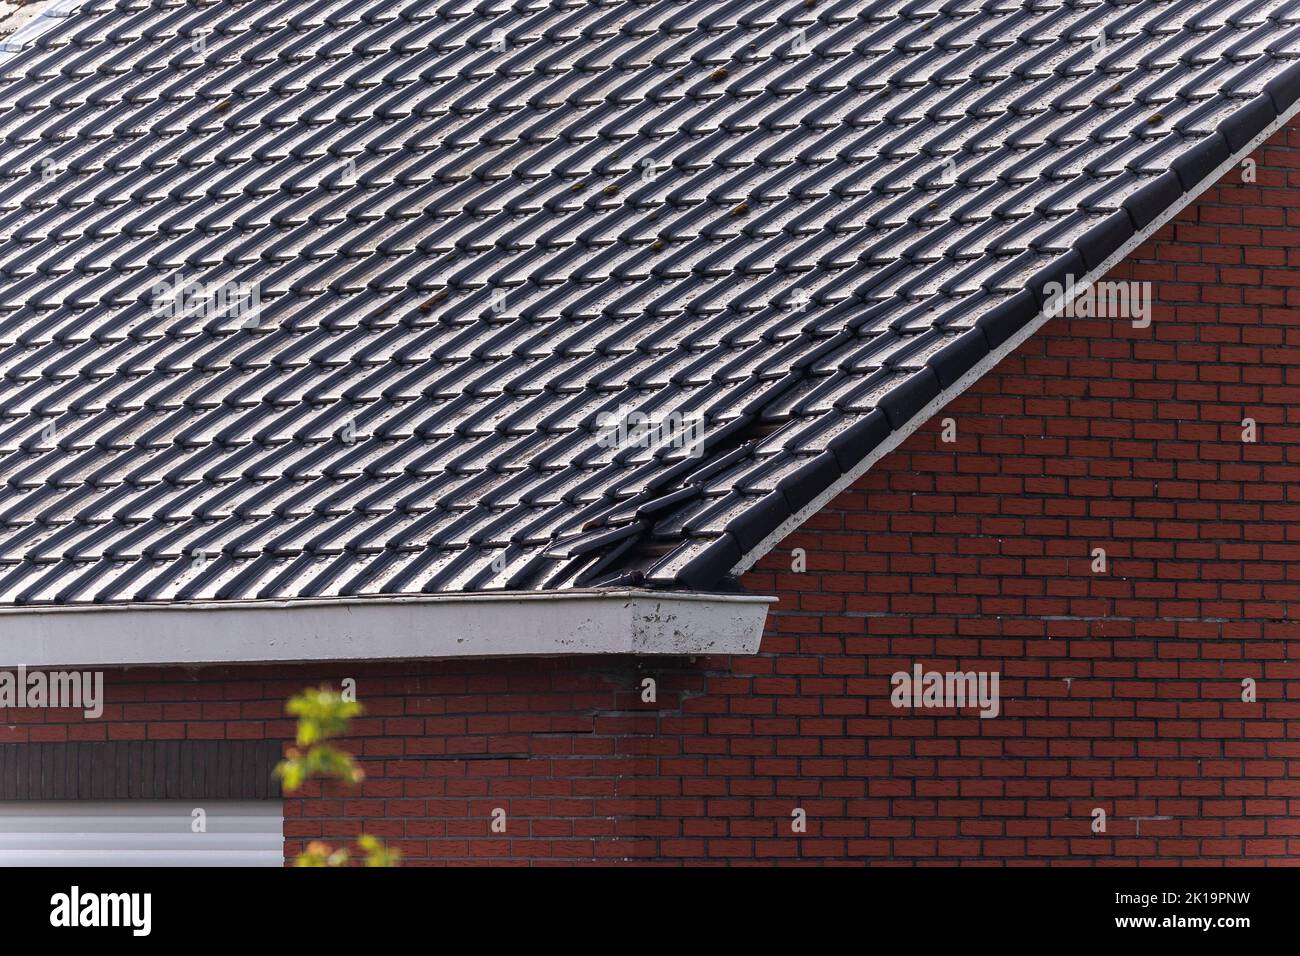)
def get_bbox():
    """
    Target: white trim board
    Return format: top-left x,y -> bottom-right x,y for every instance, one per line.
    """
730,104 -> 1300,577
0,588 -> 775,667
